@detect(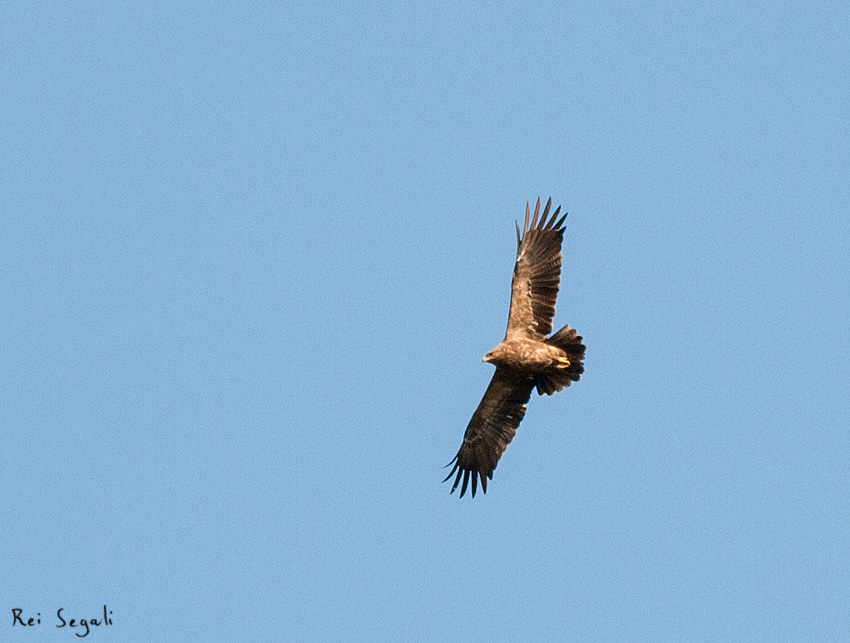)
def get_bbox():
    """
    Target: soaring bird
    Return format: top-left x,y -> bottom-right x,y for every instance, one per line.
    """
444,198 -> 585,497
